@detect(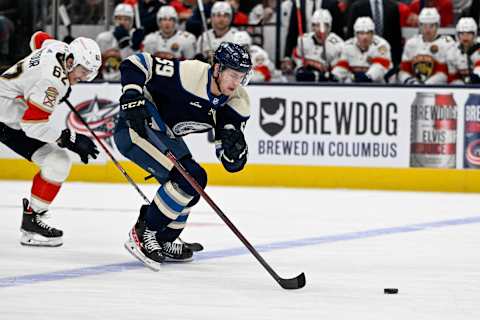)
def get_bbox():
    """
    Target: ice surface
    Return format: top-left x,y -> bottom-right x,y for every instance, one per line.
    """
1,181 -> 479,319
